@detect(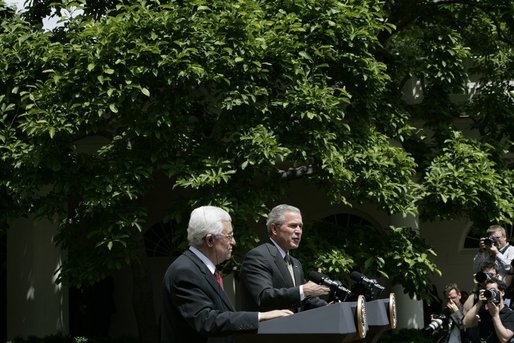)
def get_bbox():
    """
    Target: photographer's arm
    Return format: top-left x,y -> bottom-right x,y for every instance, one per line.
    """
490,307 -> 514,343
463,299 -> 482,328
446,298 -> 464,329
504,274 -> 513,288
495,246 -> 514,274
463,292 -> 475,316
